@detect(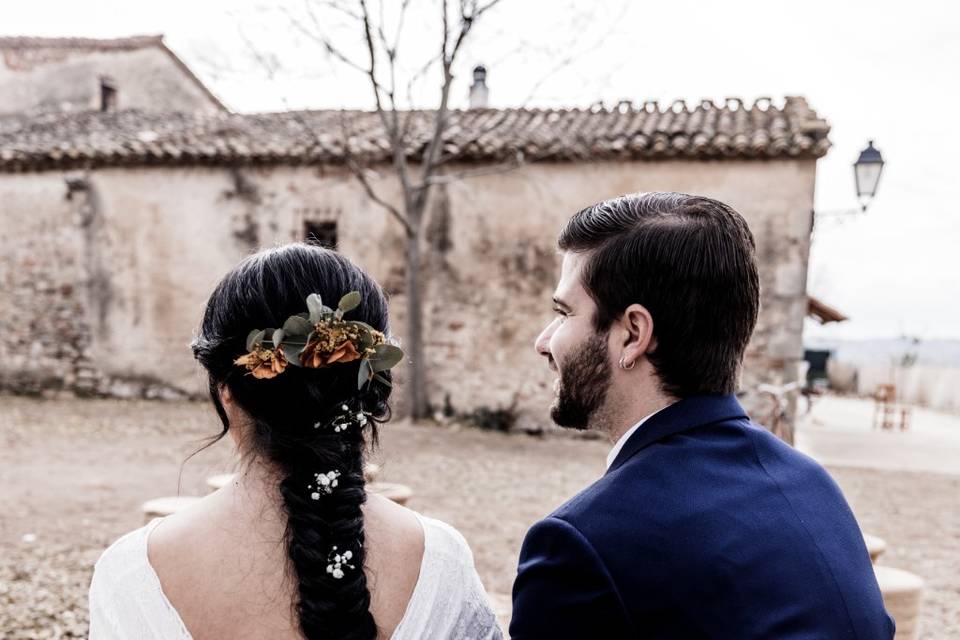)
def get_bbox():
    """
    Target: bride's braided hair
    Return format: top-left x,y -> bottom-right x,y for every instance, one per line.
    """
192,244 -> 391,639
